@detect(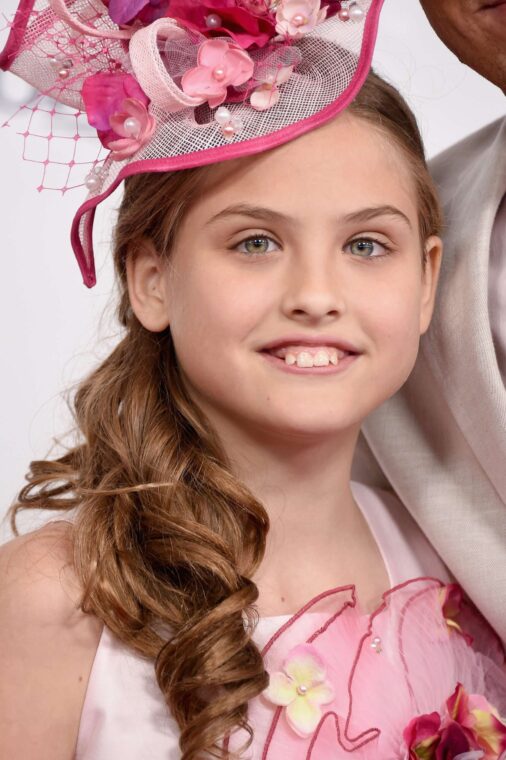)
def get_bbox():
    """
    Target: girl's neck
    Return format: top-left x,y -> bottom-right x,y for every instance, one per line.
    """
205,412 -> 383,615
